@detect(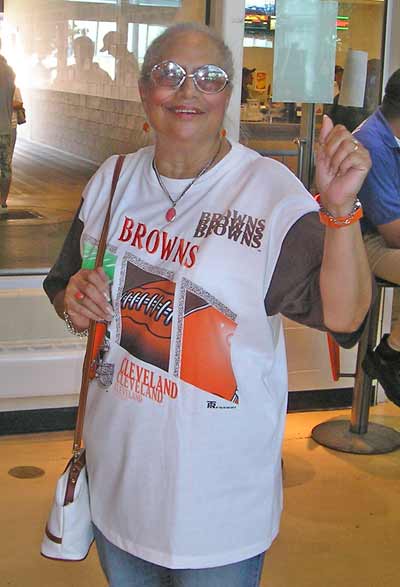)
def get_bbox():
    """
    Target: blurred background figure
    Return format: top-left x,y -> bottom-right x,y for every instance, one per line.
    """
55,36 -> 111,90
0,55 -> 15,209
11,87 -> 24,161
333,65 -> 344,97
329,59 -> 382,132
241,66 -> 255,103
30,39 -> 54,88
100,31 -> 139,87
